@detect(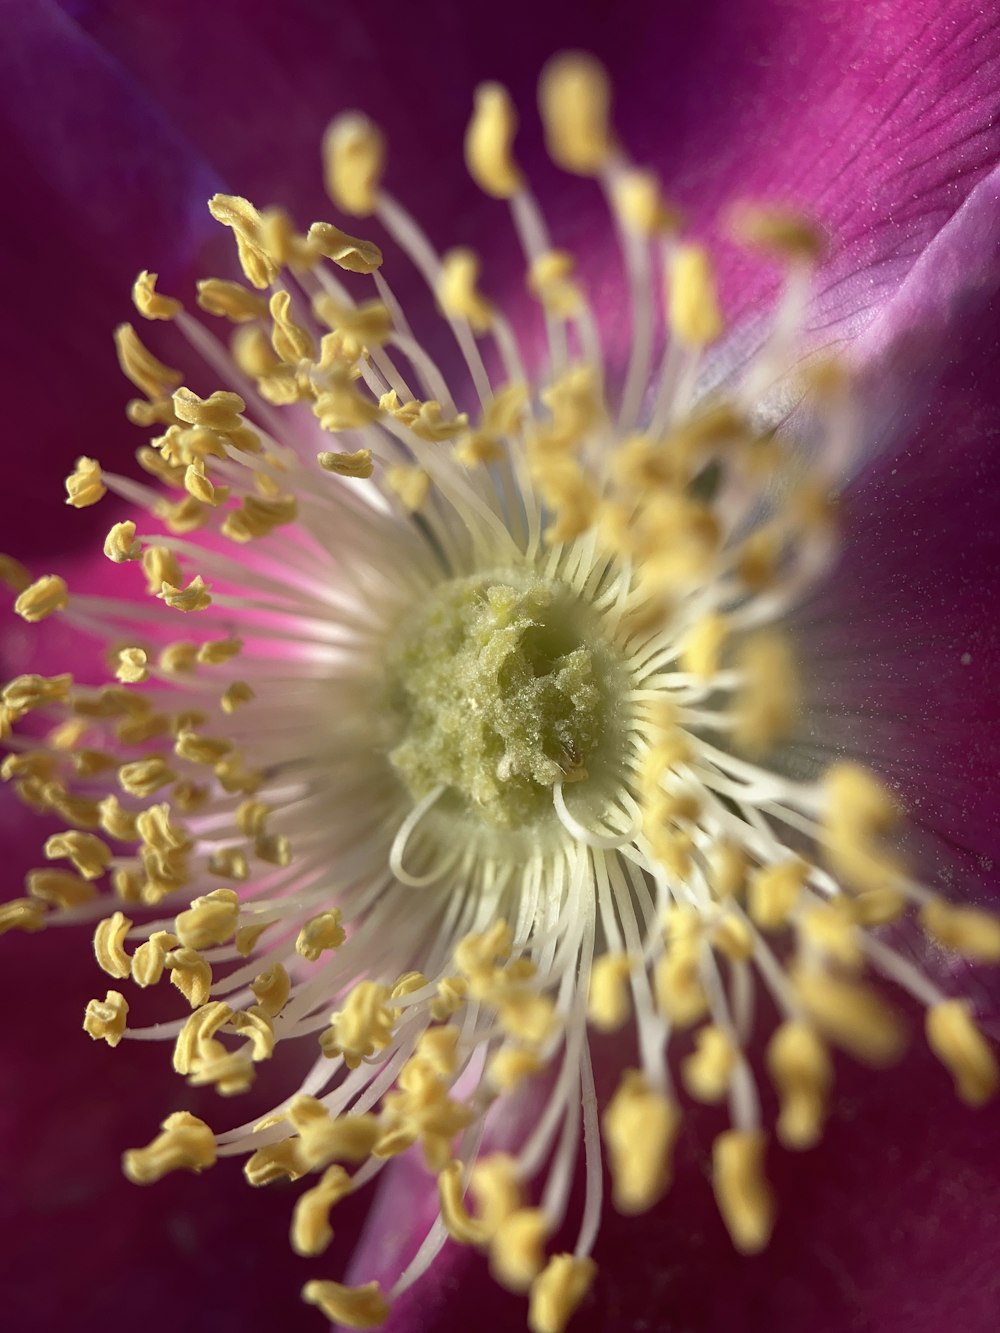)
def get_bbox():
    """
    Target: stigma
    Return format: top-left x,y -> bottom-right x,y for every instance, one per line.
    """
3,50 -> 999,1333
